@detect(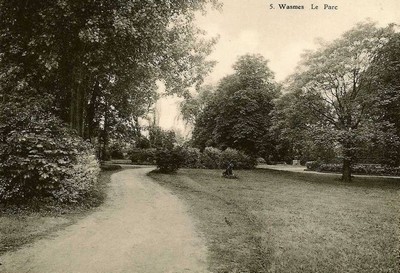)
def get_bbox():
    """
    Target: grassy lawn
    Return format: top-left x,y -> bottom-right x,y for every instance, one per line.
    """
0,170 -> 115,255
149,168 -> 400,273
